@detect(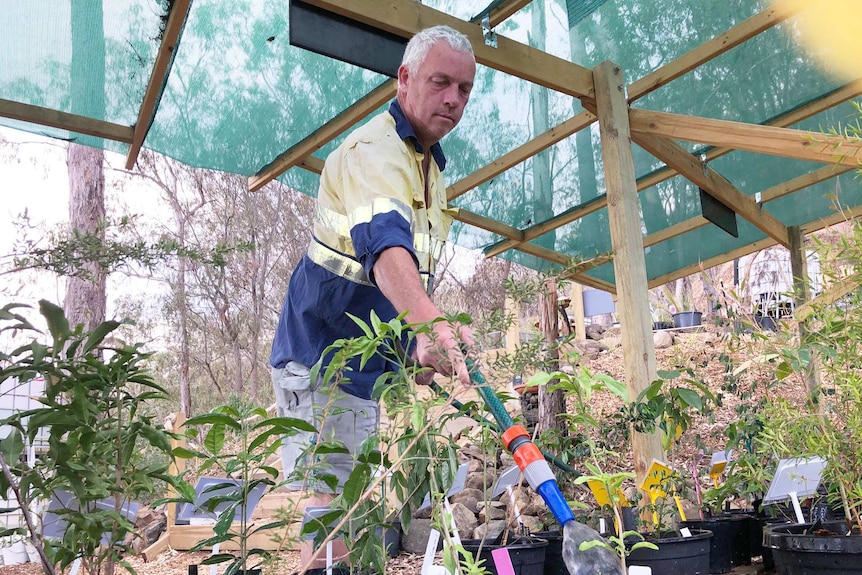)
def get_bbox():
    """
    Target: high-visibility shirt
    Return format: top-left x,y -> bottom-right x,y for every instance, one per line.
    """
270,100 -> 456,400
